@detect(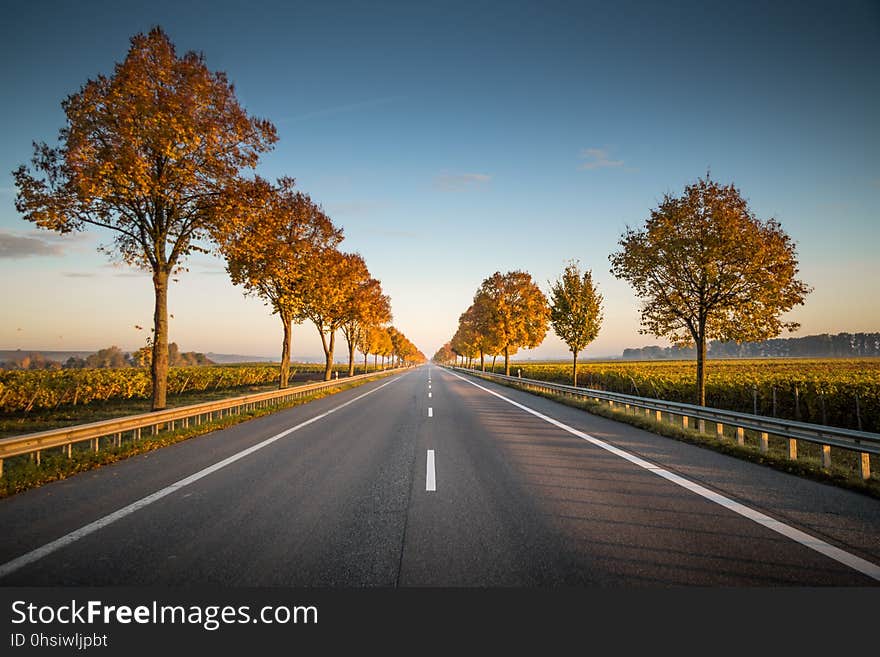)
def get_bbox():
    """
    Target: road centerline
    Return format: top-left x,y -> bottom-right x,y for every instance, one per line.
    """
426,450 -> 436,492
446,369 -> 880,582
